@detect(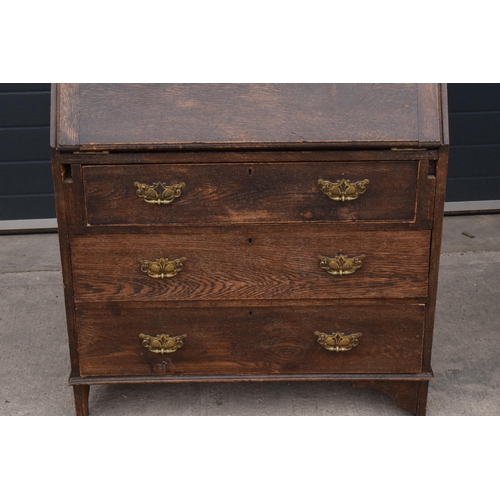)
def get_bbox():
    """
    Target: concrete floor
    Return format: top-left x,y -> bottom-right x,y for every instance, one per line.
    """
0,215 -> 499,416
